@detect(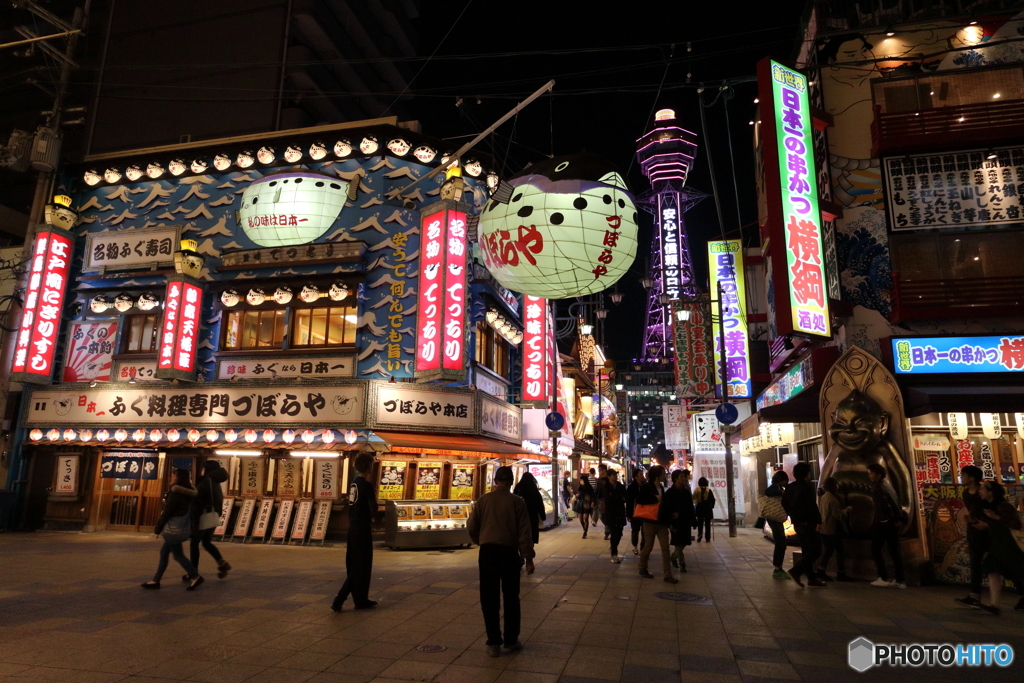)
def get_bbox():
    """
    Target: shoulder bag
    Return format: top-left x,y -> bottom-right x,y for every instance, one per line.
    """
758,495 -> 788,524
198,478 -> 221,530
161,514 -> 191,543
